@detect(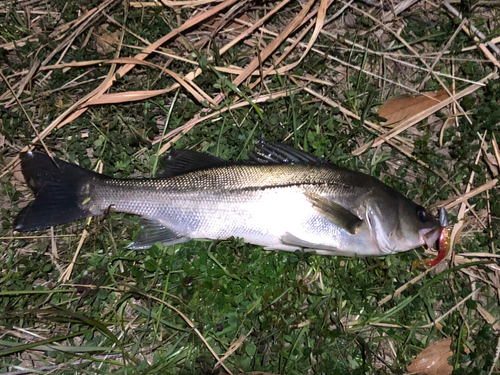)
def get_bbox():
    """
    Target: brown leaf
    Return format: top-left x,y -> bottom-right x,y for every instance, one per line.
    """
407,337 -> 453,375
378,89 -> 450,127
13,158 -> 25,184
95,24 -> 120,55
